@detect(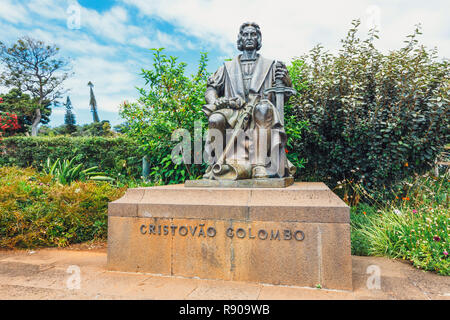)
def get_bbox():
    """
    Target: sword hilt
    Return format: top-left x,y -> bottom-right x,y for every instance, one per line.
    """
264,68 -> 297,126
264,61 -> 297,98
264,85 -> 297,97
